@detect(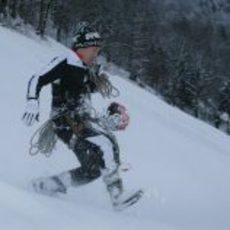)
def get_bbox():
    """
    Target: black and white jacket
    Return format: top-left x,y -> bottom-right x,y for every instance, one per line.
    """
27,50 -> 98,113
